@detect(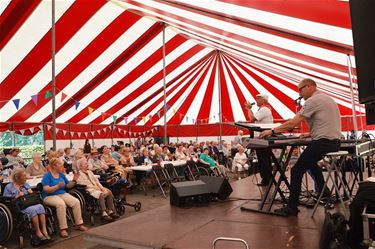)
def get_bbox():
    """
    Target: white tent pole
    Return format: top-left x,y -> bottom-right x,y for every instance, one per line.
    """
217,50 -> 223,144
51,0 -> 57,150
346,55 -> 358,136
162,22 -> 168,144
